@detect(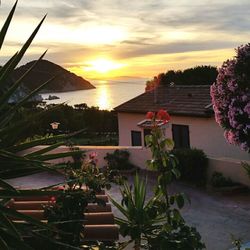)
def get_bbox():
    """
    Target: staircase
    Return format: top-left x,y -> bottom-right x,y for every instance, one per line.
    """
7,191 -> 119,243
